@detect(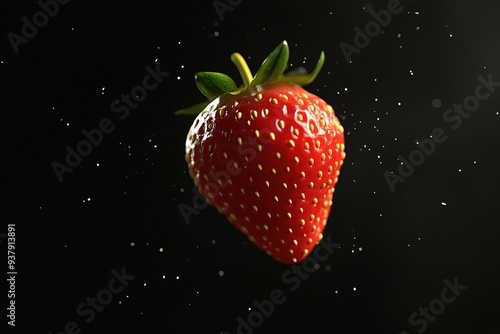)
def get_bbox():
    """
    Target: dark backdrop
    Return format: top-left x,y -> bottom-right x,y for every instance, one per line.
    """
2,0 -> 499,333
